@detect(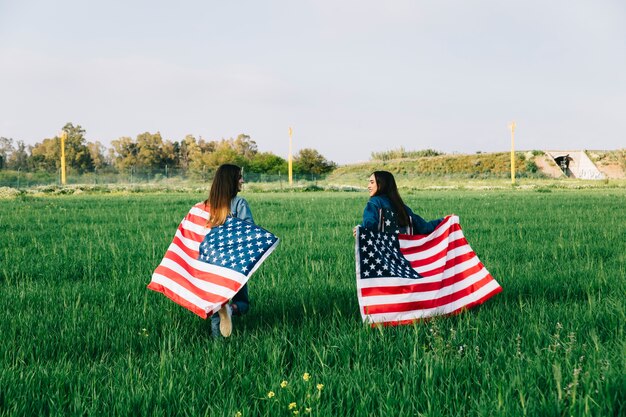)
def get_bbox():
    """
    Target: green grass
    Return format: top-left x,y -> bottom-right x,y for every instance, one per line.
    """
1,190 -> 624,416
